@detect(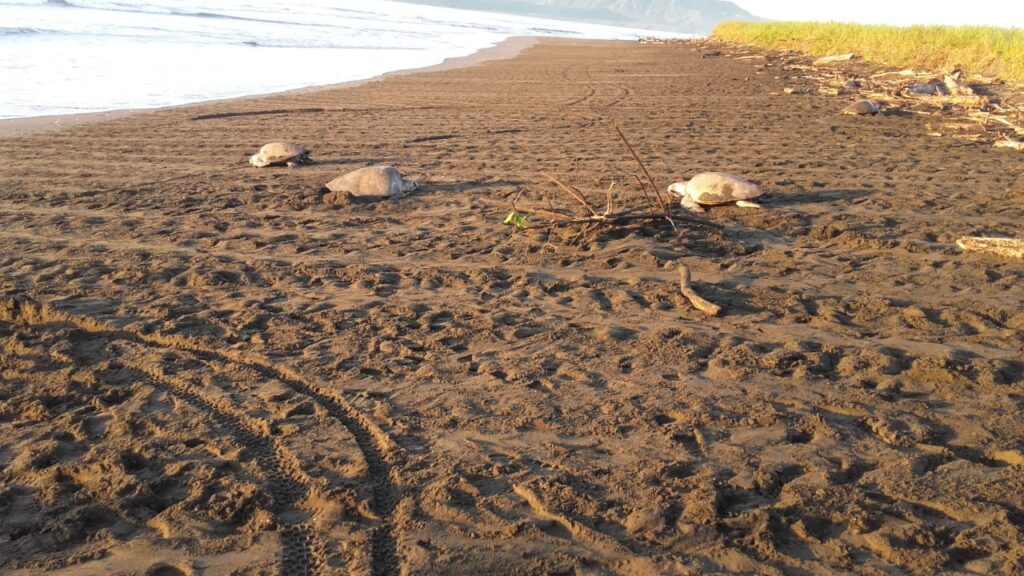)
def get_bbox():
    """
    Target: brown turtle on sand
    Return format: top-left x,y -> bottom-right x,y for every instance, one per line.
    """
324,166 -> 418,202
249,142 -> 312,167
667,172 -> 764,214
843,99 -> 880,116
